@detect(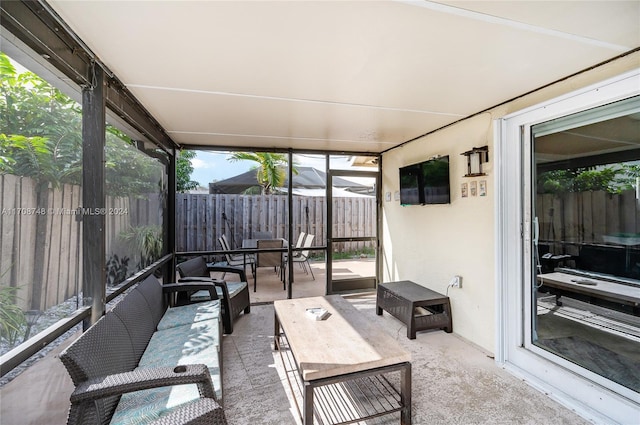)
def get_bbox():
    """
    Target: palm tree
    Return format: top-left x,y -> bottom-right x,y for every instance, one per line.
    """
228,152 -> 295,194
